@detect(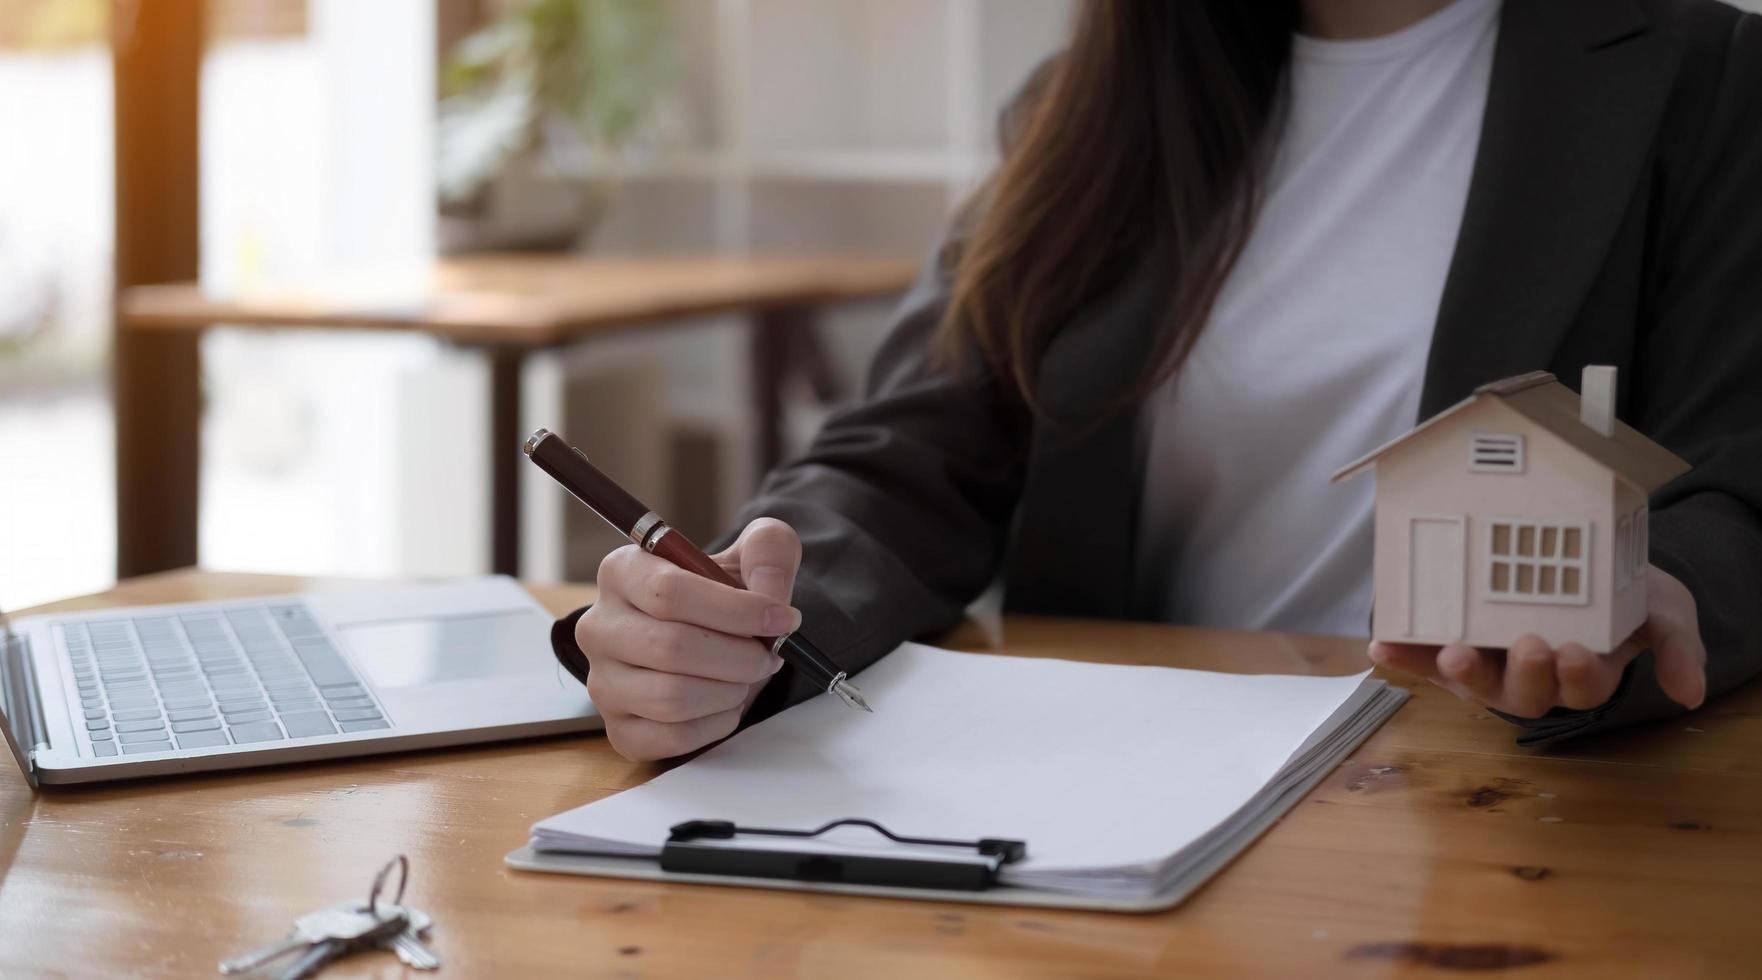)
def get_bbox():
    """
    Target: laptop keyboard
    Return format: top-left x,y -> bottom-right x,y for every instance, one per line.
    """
61,603 -> 388,757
